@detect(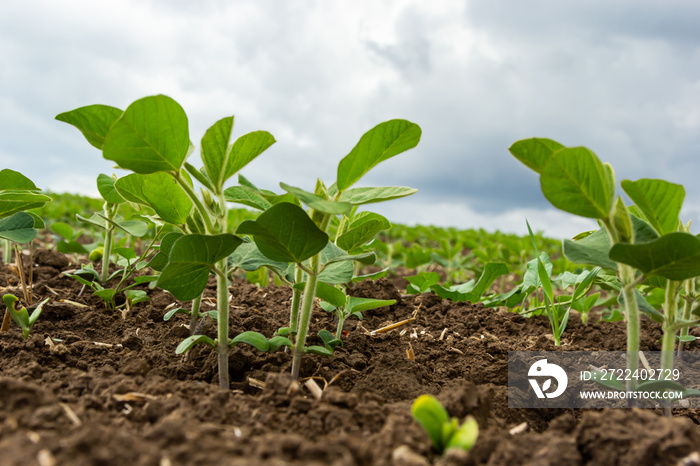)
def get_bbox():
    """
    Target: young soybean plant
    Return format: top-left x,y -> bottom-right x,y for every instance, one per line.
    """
236,119 -> 421,379
510,139 -> 700,394
411,394 -> 479,455
57,95 -> 276,389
